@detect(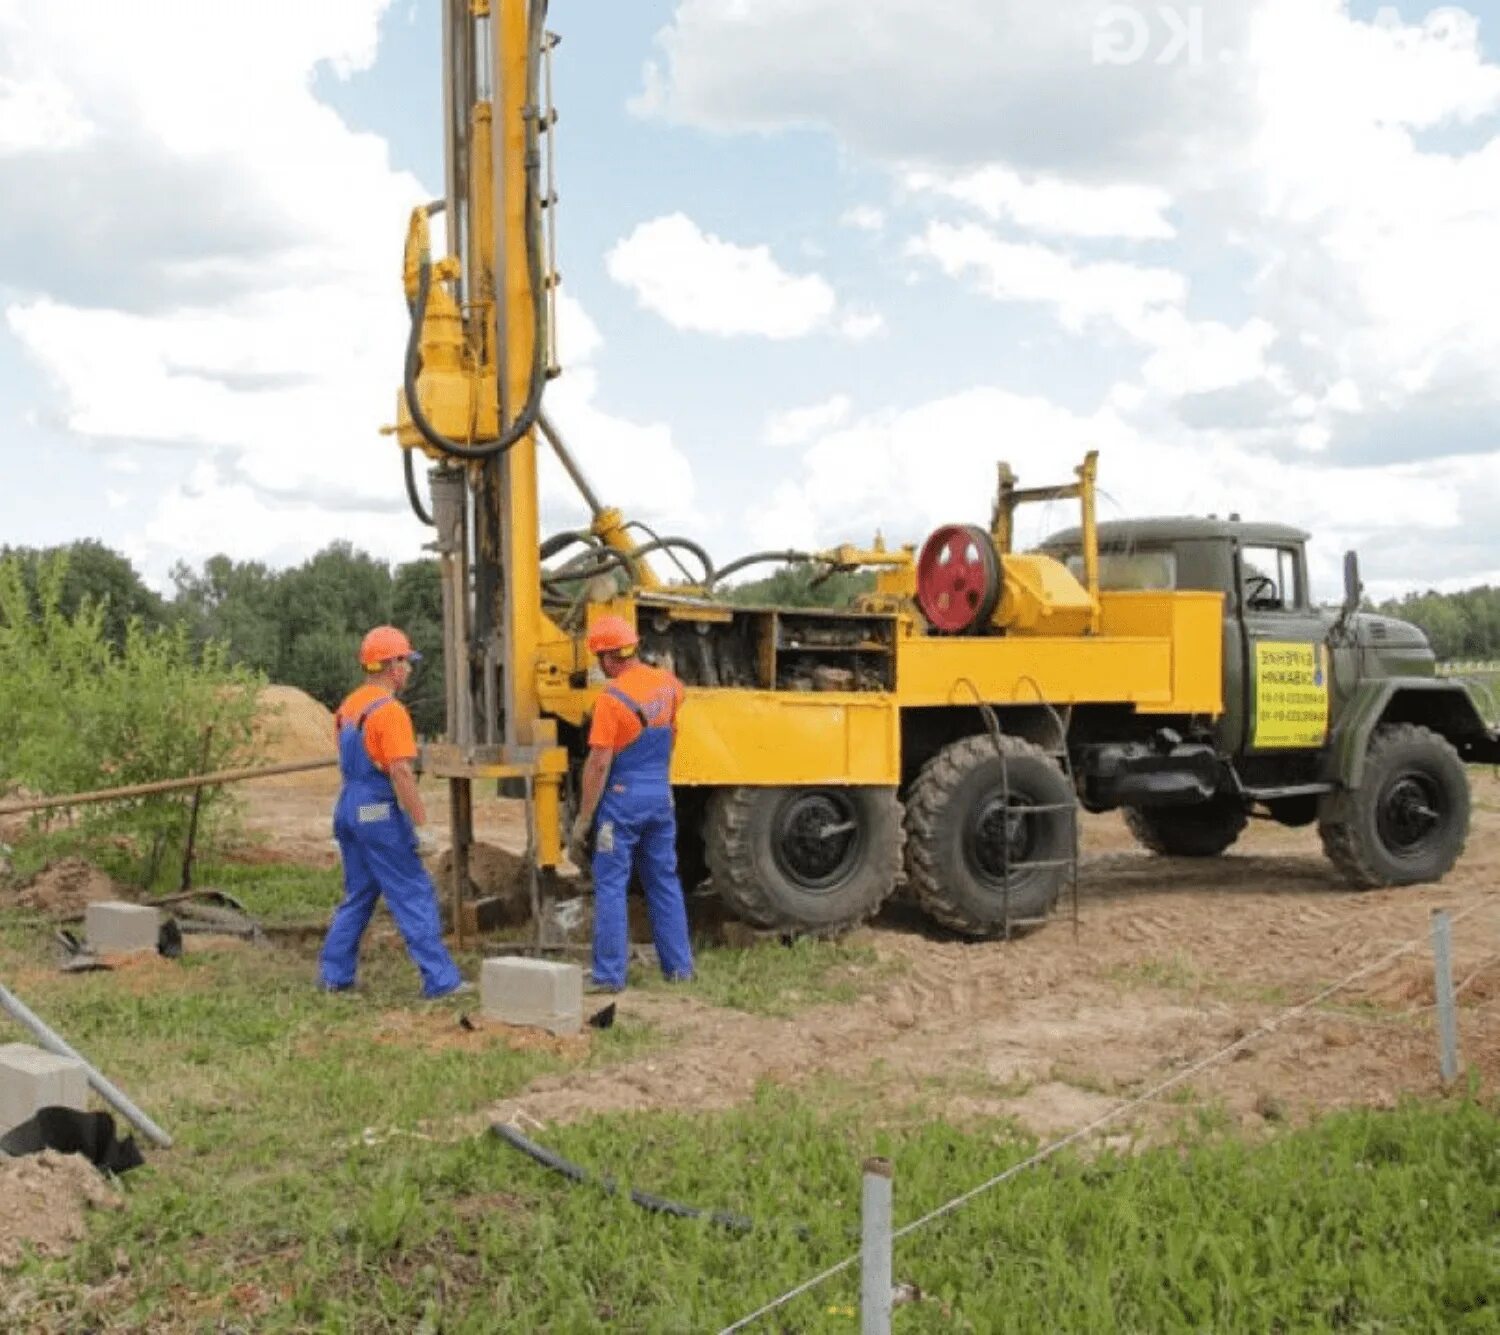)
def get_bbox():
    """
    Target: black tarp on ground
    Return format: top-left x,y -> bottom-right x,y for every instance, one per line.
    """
0,1107 -> 144,1174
